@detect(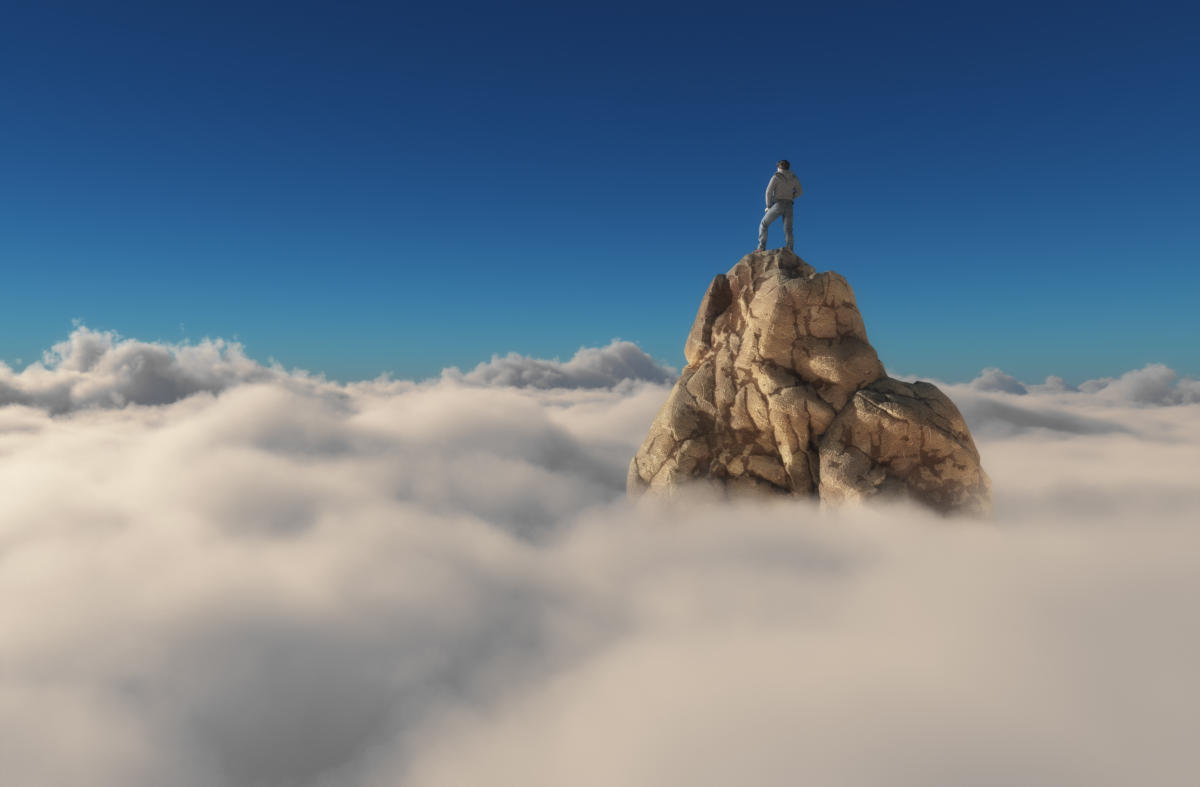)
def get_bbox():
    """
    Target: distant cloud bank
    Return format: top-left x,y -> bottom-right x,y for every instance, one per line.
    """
0,329 -> 676,415
0,326 -> 289,413
968,362 -> 1200,405
3,326 -> 1196,416
444,339 -> 677,389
